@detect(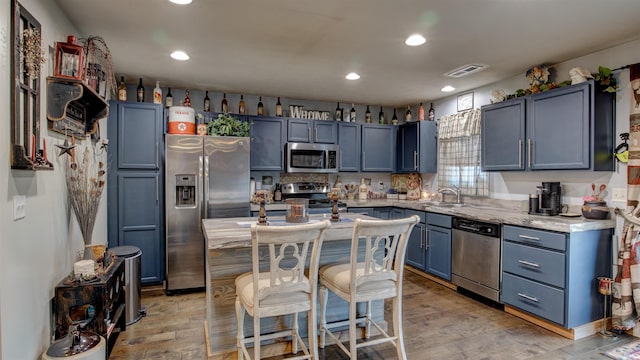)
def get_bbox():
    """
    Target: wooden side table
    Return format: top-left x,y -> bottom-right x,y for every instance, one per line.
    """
54,257 -> 126,356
